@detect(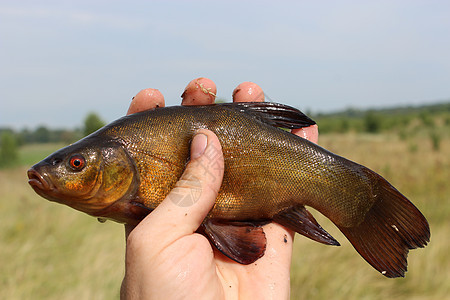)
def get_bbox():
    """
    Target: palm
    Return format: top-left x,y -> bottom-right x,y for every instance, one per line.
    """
213,224 -> 293,299
125,223 -> 293,299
